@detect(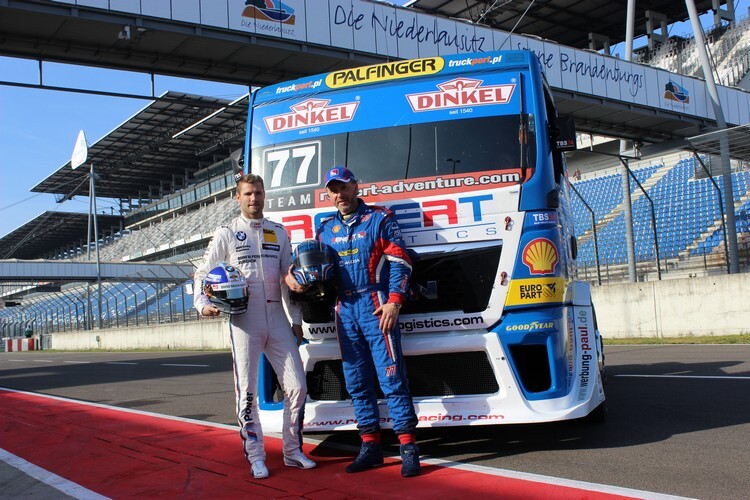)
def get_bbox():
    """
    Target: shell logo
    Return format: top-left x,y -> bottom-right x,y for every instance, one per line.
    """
522,238 -> 559,275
